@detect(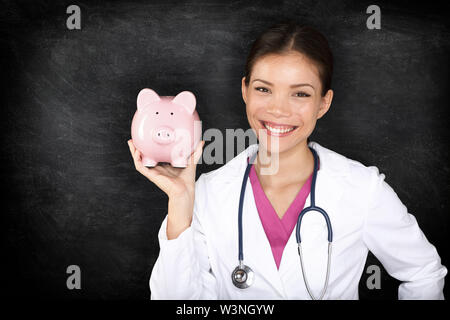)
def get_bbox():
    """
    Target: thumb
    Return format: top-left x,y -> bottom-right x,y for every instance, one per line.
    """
193,140 -> 205,165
